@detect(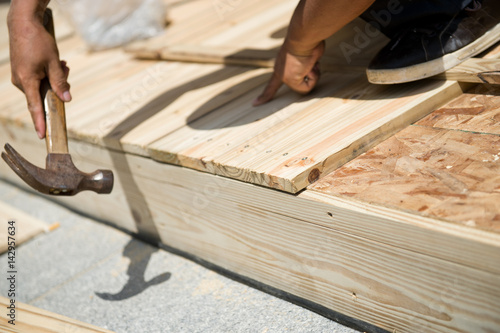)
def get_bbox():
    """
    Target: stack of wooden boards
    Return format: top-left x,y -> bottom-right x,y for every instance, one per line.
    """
0,0 -> 498,332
